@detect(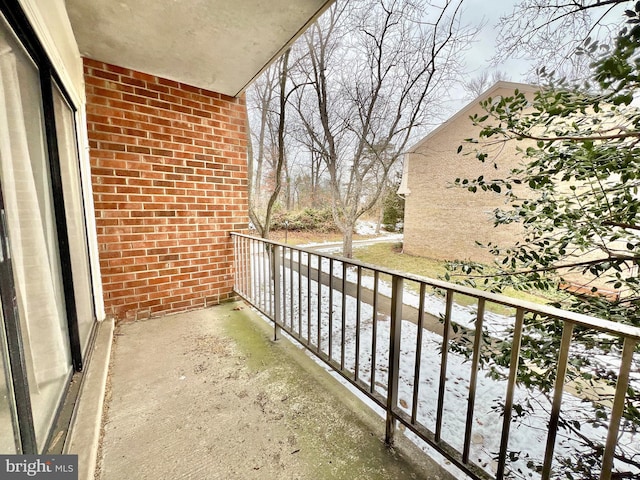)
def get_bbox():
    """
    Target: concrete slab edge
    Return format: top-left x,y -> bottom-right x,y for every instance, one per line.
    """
63,318 -> 115,480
